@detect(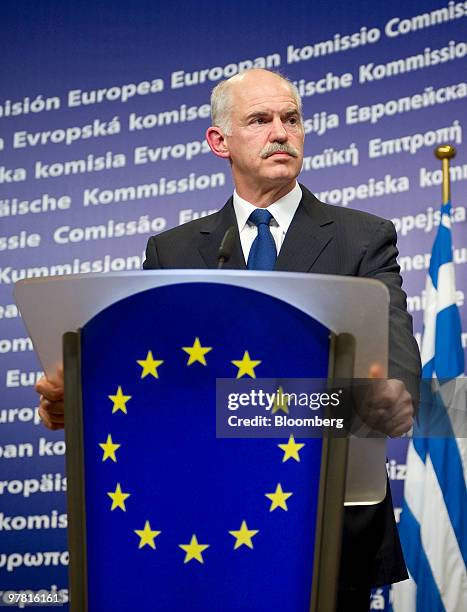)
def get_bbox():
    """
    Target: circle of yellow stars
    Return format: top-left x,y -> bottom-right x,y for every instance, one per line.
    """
100,337 -> 305,563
